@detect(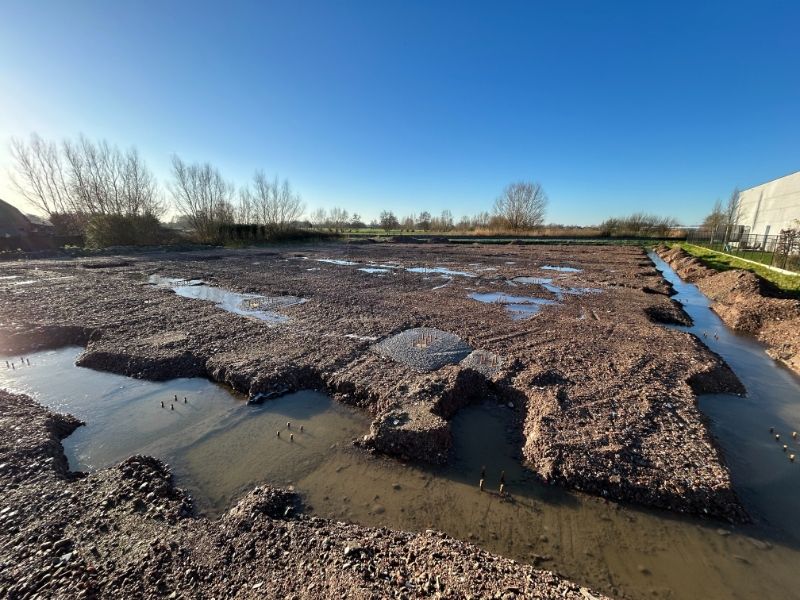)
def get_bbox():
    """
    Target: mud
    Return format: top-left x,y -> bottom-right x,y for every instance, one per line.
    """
0,390 -> 606,599
0,242 -> 744,522
657,245 -> 800,375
